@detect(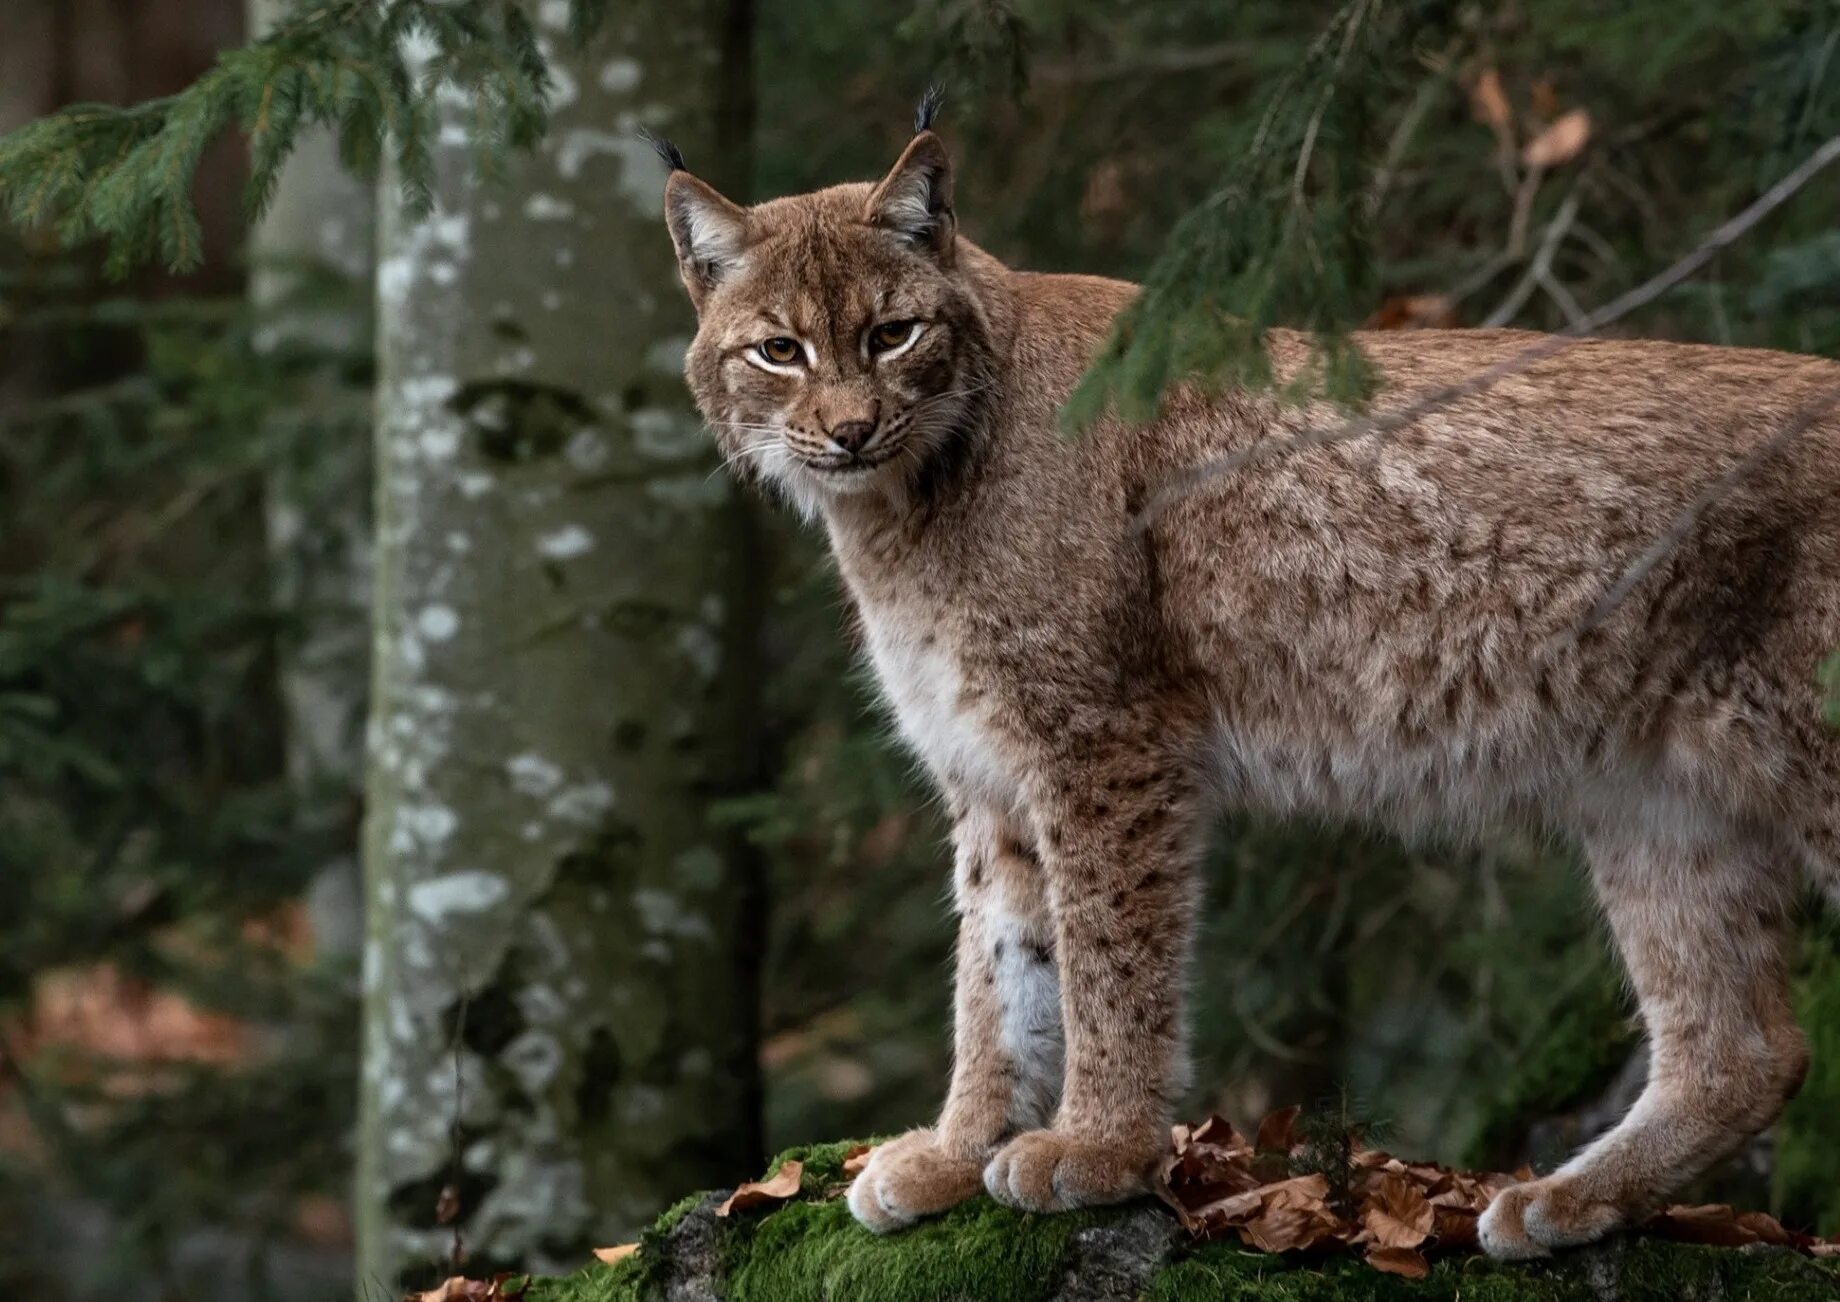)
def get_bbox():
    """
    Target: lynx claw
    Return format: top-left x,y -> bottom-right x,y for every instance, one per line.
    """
847,1129 -> 984,1233
982,1129 -> 1152,1214
1479,1176 -> 1629,1260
